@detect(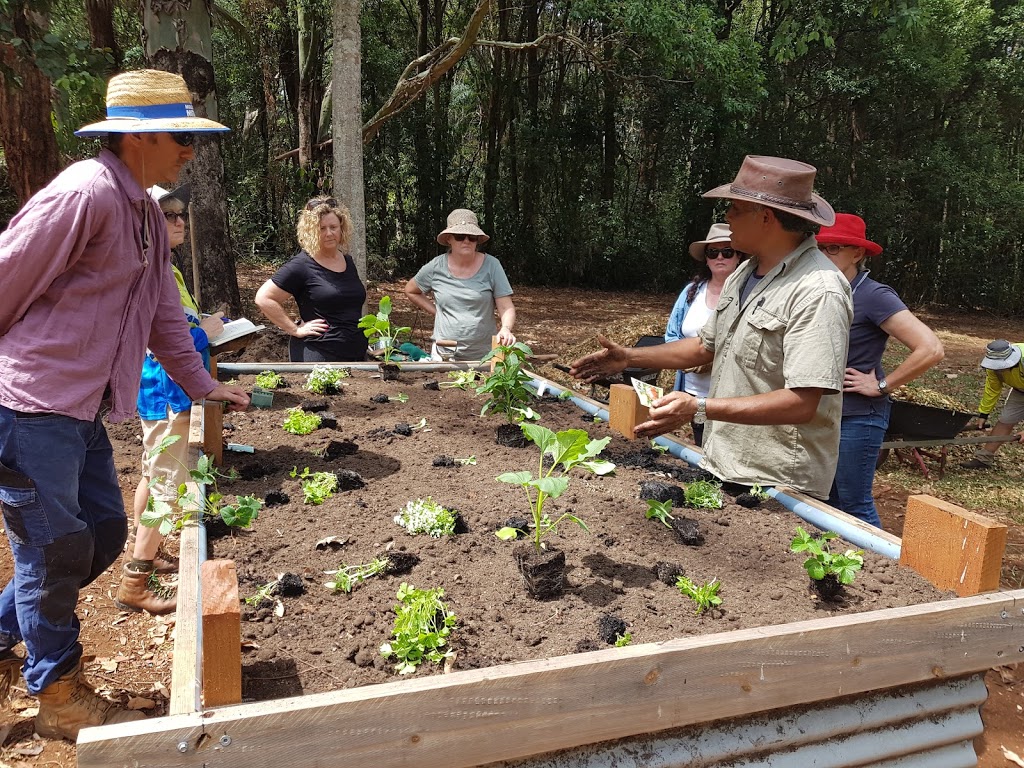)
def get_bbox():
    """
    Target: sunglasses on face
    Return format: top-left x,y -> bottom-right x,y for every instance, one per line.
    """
163,211 -> 188,223
450,234 -> 478,243
705,247 -> 738,260
306,197 -> 338,211
170,132 -> 195,147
